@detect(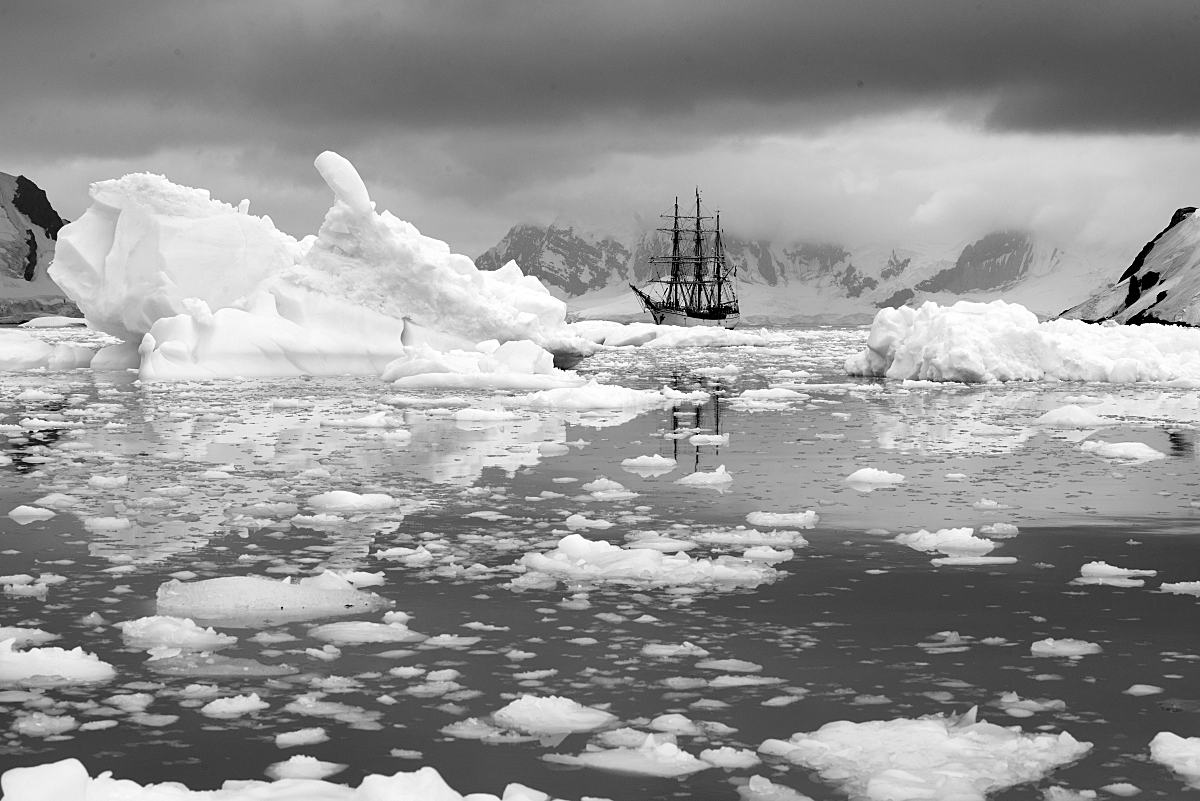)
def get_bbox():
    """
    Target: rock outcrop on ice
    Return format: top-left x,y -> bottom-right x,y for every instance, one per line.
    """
477,222 -> 1106,324
1060,207 -> 1200,325
0,173 -> 80,324
47,152 -> 589,381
